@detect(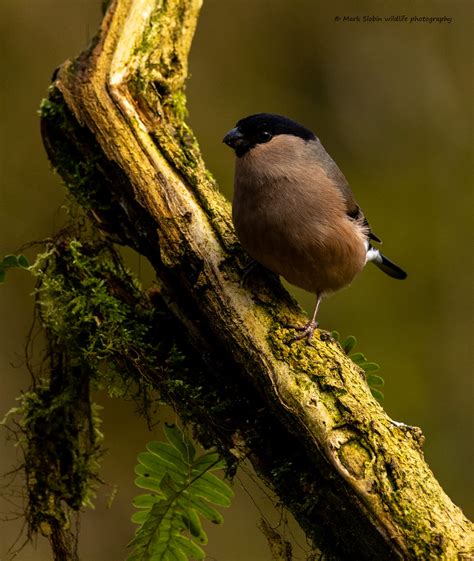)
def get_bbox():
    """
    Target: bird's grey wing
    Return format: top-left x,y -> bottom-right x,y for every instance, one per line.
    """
347,206 -> 382,243
314,142 -> 382,243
